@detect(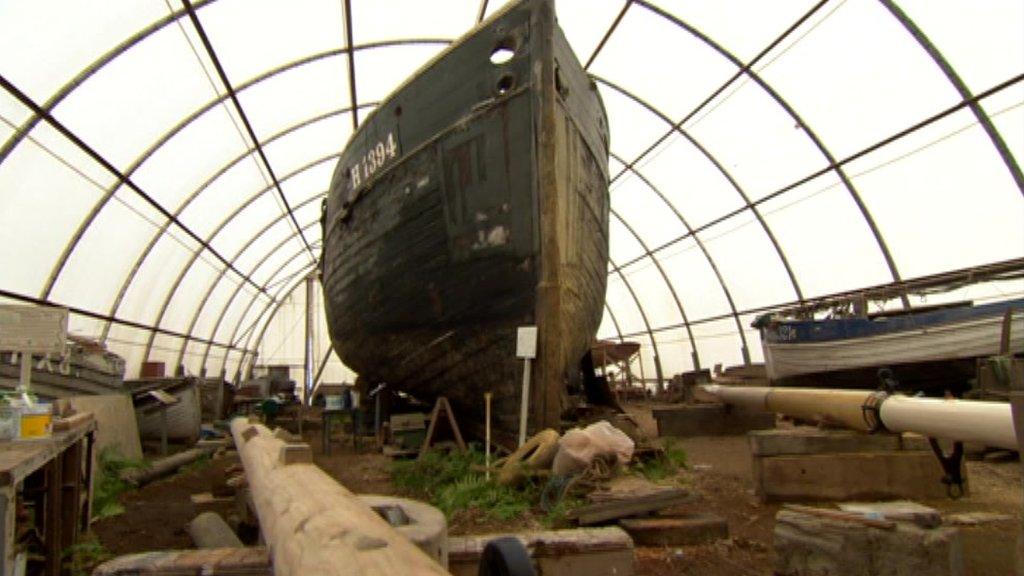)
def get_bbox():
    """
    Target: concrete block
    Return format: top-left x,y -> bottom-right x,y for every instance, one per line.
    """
749,428 -> 929,457
754,451 -> 962,502
619,514 -> 728,546
448,527 -> 633,576
774,509 -> 963,576
653,404 -> 775,437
